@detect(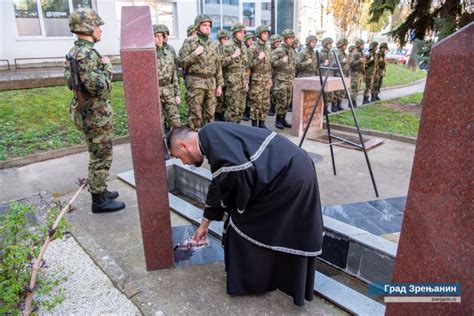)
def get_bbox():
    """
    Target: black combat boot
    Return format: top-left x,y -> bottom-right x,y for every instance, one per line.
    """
259,120 -> 268,129
104,190 -> 119,200
242,106 -> 250,121
331,102 -> 338,112
350,100 -> 357,108
370,93 -> 377,103
275,115 -> 284,129
375,94 -> 381,101
363,96 -> 370,104
251,119 -> 258,127
268,104 -> 276,116
336,100 -> 344,111
92,192 -> 126,213
214,112 -> 224,121
282,114 -> 292,128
